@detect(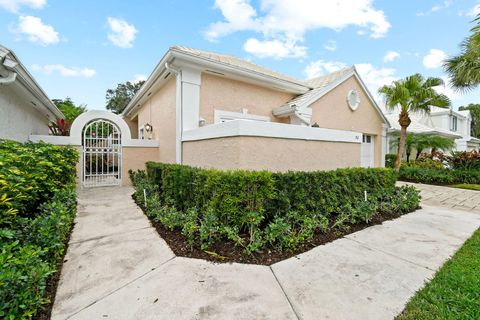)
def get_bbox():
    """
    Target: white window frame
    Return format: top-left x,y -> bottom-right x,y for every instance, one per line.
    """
451,115 -> 458,132
214,109 -> 270,124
